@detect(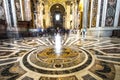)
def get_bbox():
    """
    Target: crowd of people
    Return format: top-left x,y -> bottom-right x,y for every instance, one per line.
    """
29,26 -> 70,37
